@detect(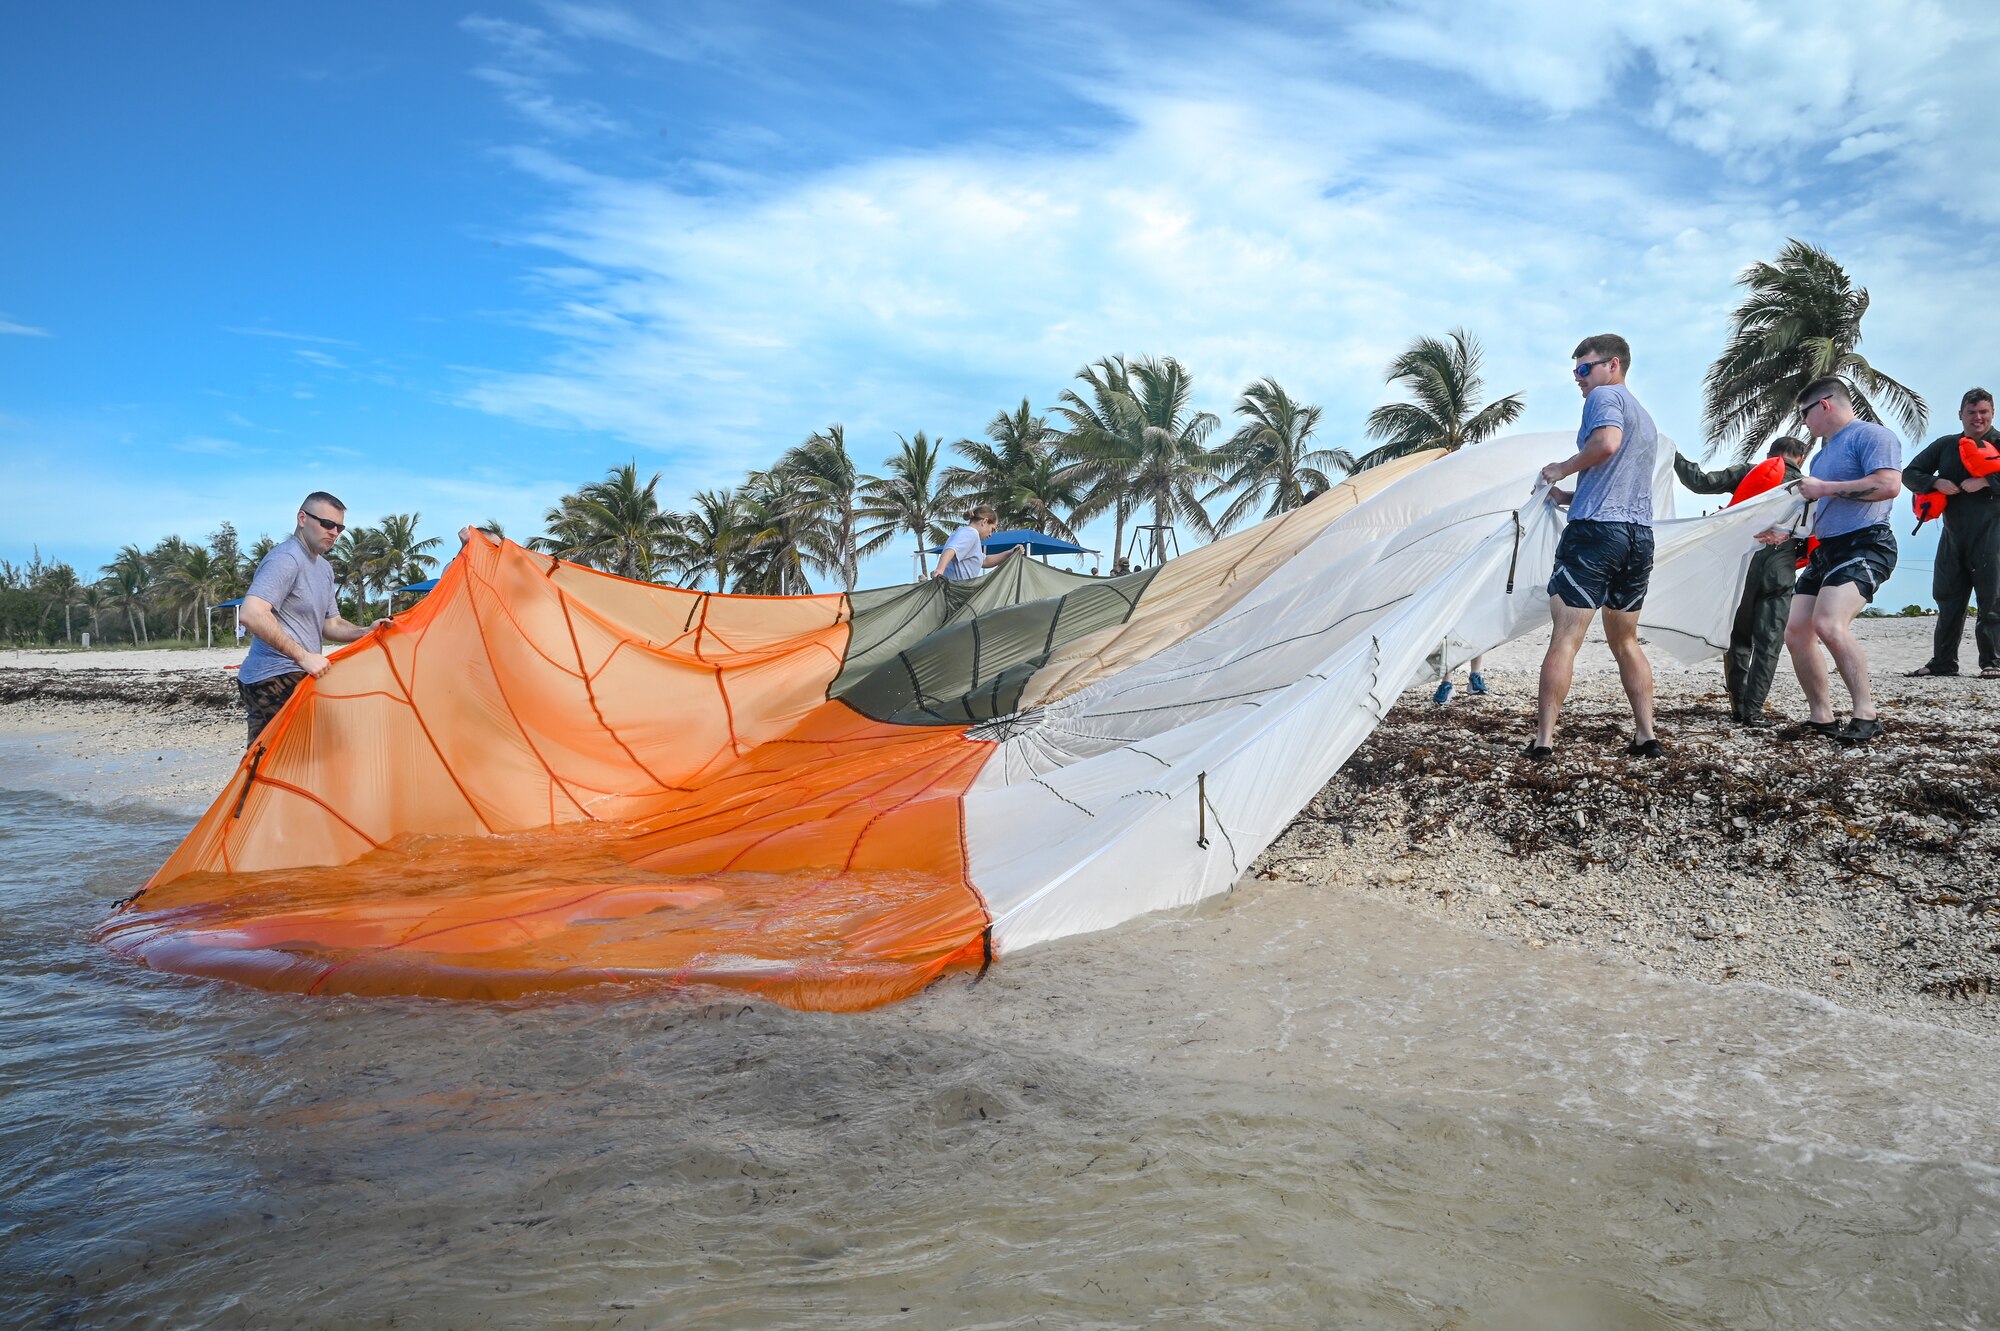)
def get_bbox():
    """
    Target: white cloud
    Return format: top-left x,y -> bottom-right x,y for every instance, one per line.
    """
1344,0 -> 1997,217
472,65 -> 626,137
1825,130 -> 1901,164
0,317 -> 50,337
464,10 -> 626,137
293,348 -> 346,369
223,325 -> 354,346
175,435 -> 252,456
446,0 -> 1992,603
